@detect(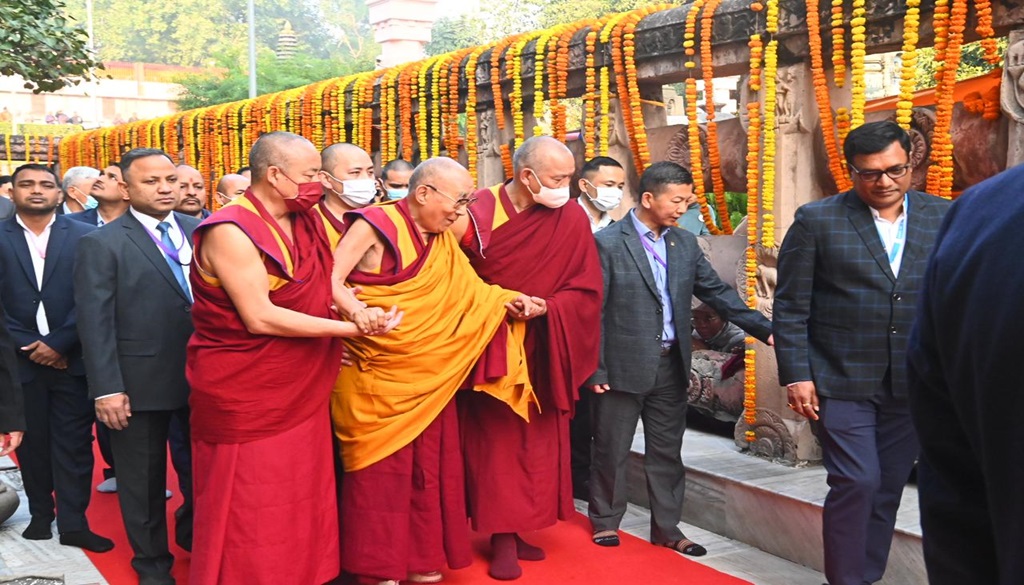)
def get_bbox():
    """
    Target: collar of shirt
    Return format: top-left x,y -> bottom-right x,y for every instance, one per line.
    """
868,195 -> 907,224
629,208 -> 666,241
577,198 -> 612,232
15,213 -> 56,235
130,207 -> 186,247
